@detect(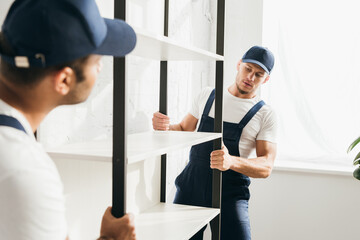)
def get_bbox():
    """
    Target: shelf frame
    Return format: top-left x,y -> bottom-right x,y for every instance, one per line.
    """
113,0 -> 127,218
159,0 -> 169,204
209,1 -> 225,239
